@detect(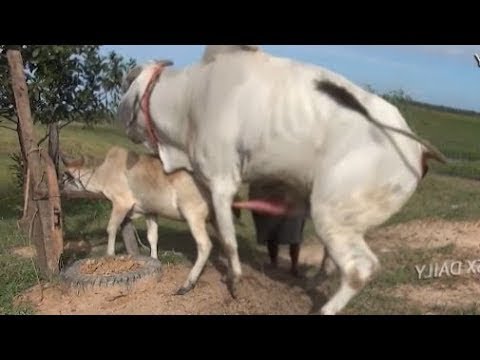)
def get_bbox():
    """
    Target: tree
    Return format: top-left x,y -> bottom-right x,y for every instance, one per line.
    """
363,84 -> 377,94
2,47 -> 139,276
6,48 -> 64,277
382,89 -> 413,105
1,45 -> 135,229
0,45 -> 135,178
100,51 -> 137,121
